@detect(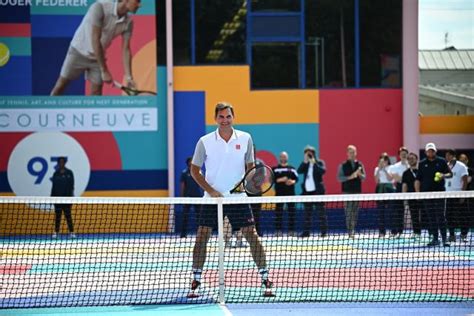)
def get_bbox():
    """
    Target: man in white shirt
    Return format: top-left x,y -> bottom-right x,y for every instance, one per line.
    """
388,147 -> 409,237
445,149 -> 469,242
189,102 -> 274,297
51,0 -> 141,95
